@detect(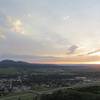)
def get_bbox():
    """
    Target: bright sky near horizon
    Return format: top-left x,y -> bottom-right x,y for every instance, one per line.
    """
0,0 -> 100,64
